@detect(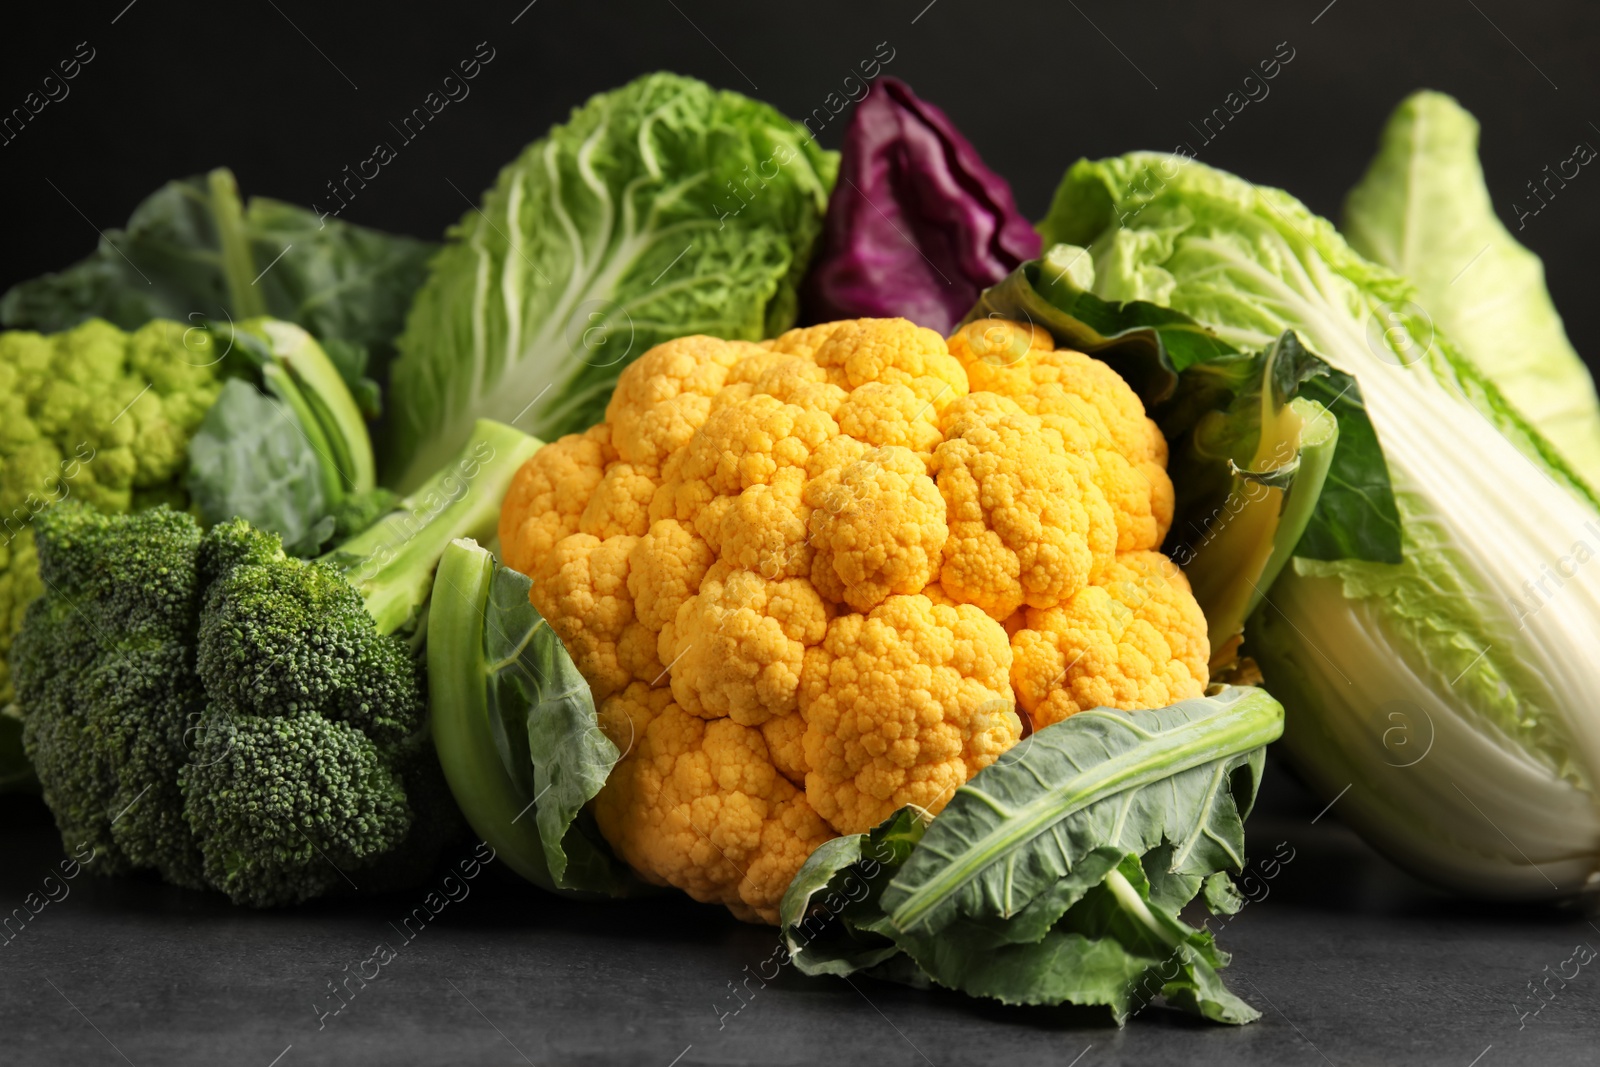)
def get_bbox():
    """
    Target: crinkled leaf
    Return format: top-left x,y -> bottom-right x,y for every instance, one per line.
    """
386,73 -> 837,490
